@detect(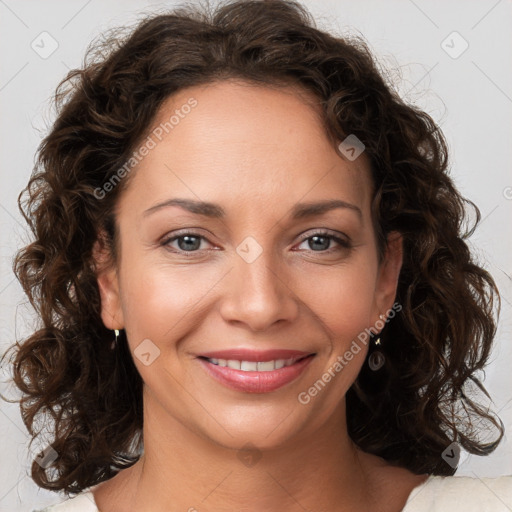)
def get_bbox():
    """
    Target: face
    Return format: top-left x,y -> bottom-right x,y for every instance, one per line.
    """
95,79 -> 402,451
